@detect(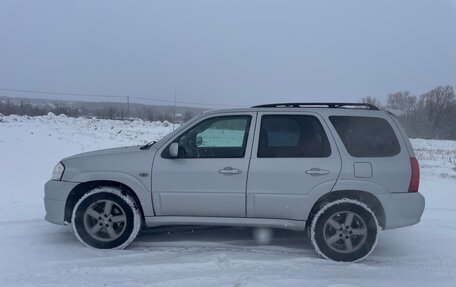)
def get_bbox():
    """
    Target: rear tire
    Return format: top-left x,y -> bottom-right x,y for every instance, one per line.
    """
310,198 -> 379,262
72,187 -> 141,249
